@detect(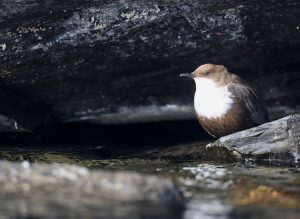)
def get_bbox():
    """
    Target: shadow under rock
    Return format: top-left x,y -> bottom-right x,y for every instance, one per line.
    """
34,120 -> 211,151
